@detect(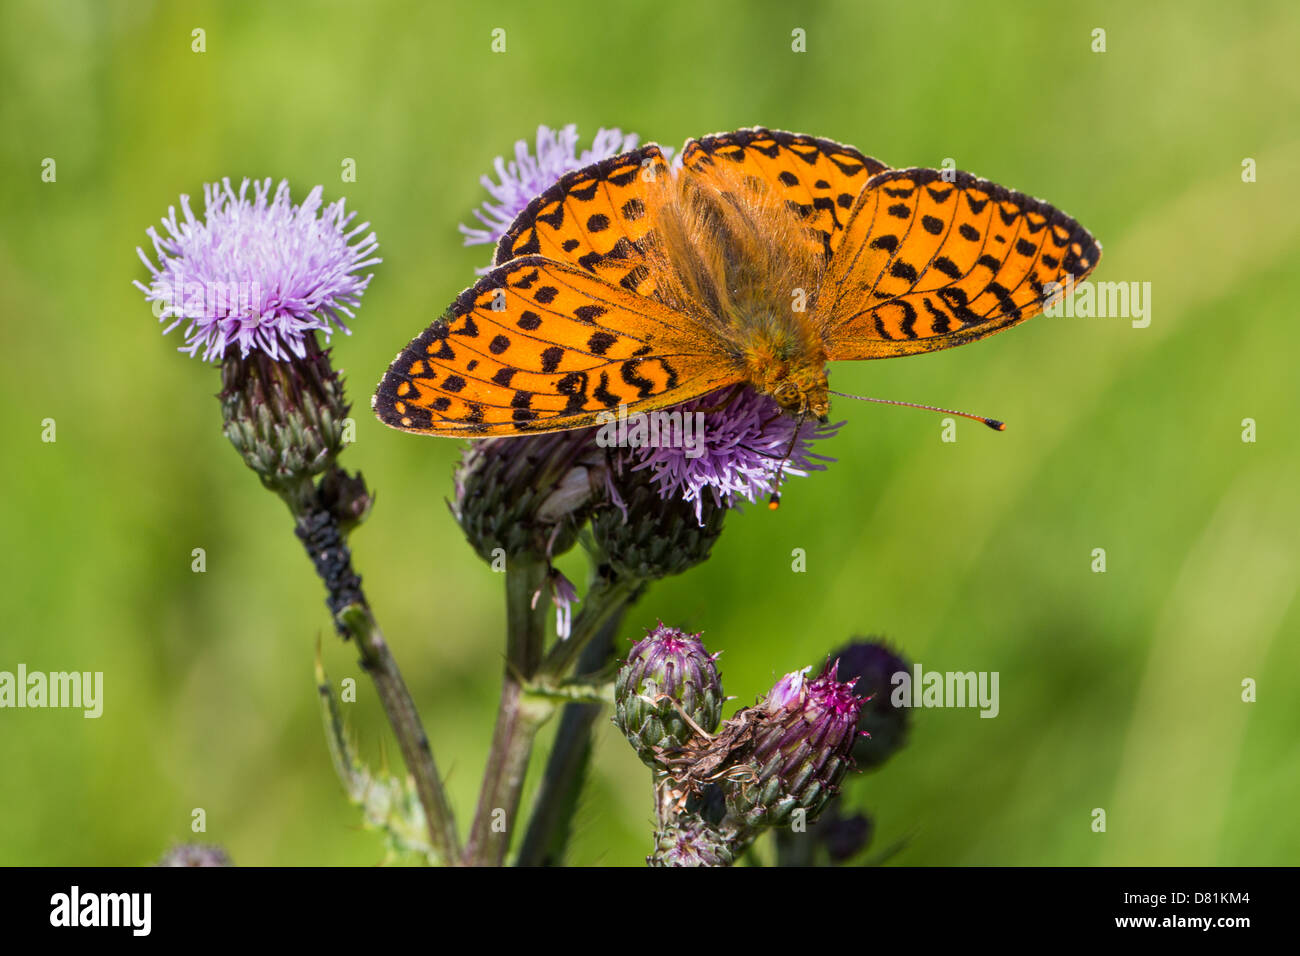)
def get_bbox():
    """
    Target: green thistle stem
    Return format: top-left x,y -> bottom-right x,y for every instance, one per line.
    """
316,643 -> 434,860
464,558 -> 553,866
516,607 -> 628,867
287,468 -> 458,864
335,603 -> 460,863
